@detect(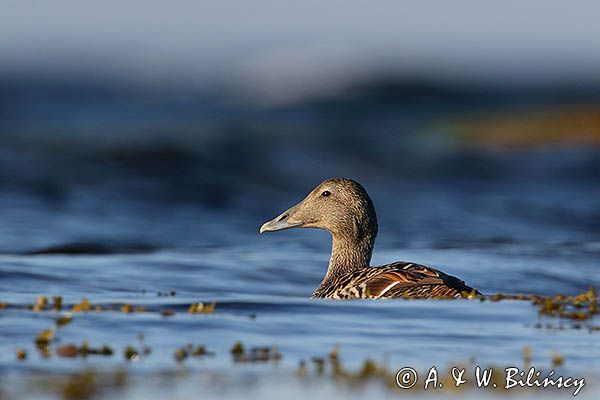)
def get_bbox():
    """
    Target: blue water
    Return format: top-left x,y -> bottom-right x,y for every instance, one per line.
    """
0,82 -> 599,399
1,162 -> 599,399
